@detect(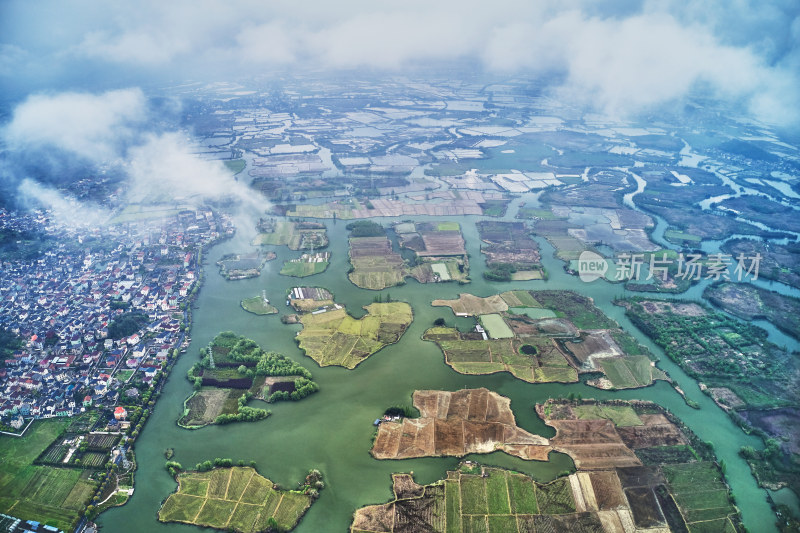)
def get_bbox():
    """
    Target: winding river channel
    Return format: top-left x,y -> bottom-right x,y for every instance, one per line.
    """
99,190 -> 798,532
